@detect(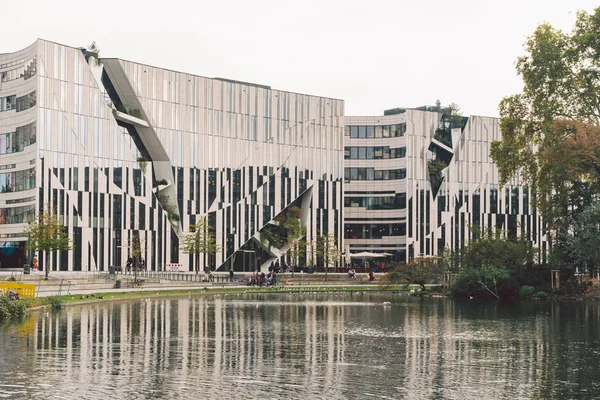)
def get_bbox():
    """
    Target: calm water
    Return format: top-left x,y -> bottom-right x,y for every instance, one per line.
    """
1,293 -> 600,399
